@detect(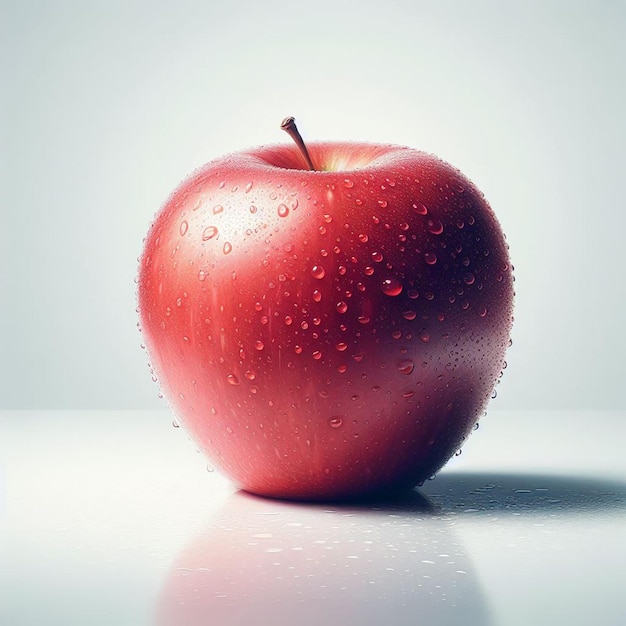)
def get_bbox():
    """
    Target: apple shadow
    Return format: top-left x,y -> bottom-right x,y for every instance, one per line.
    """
234,469 -> 626,520
238,482 -> 438,513
418,471 -> 626,517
